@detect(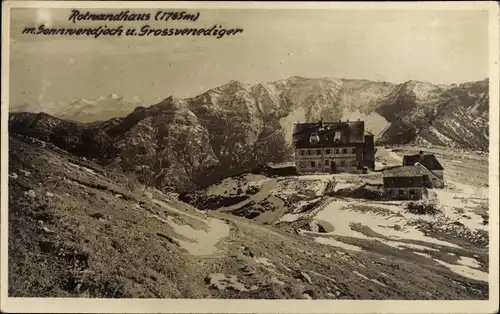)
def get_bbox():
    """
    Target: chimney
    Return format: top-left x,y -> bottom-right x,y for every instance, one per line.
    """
419,150 -> 424,163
